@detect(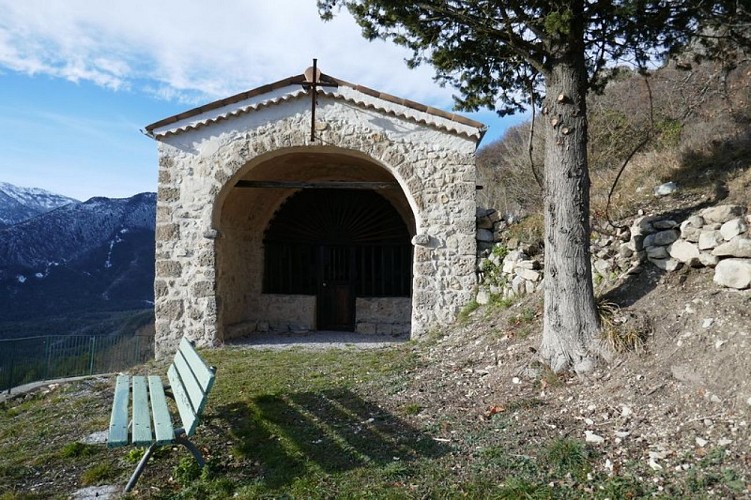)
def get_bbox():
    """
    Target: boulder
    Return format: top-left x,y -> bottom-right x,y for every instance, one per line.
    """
619,243 -> 634,258
714,259 -> 751,289
646,245 -> 669,259
511,275 -> 527,296
489,253 -> 502,266
476,289 -> 491,305
643,229 -> 680,247
594,259 -> 613,276
712,236 -> 751,258
476,207 -> 494,218
720,218 -> 748,241
698,230 -> 724,250
700,205 -> 745,224
632,215 -> 660,234
687,215 -> 705,228
626,262 -> 644,275
516,268 -> 541,282
698,252 -> 720,268
630,233 -> 647,251
680,221 -> 702,243
477,241 -> 494,253
515,260 -> 537,270
654,181 -> 678,196
649,257 -> 682,272
506,250 -> 528,262
668,240 -> 701,264
476,228 -> 494,242
653,219 -> 678,230
477,216 -> 494,230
